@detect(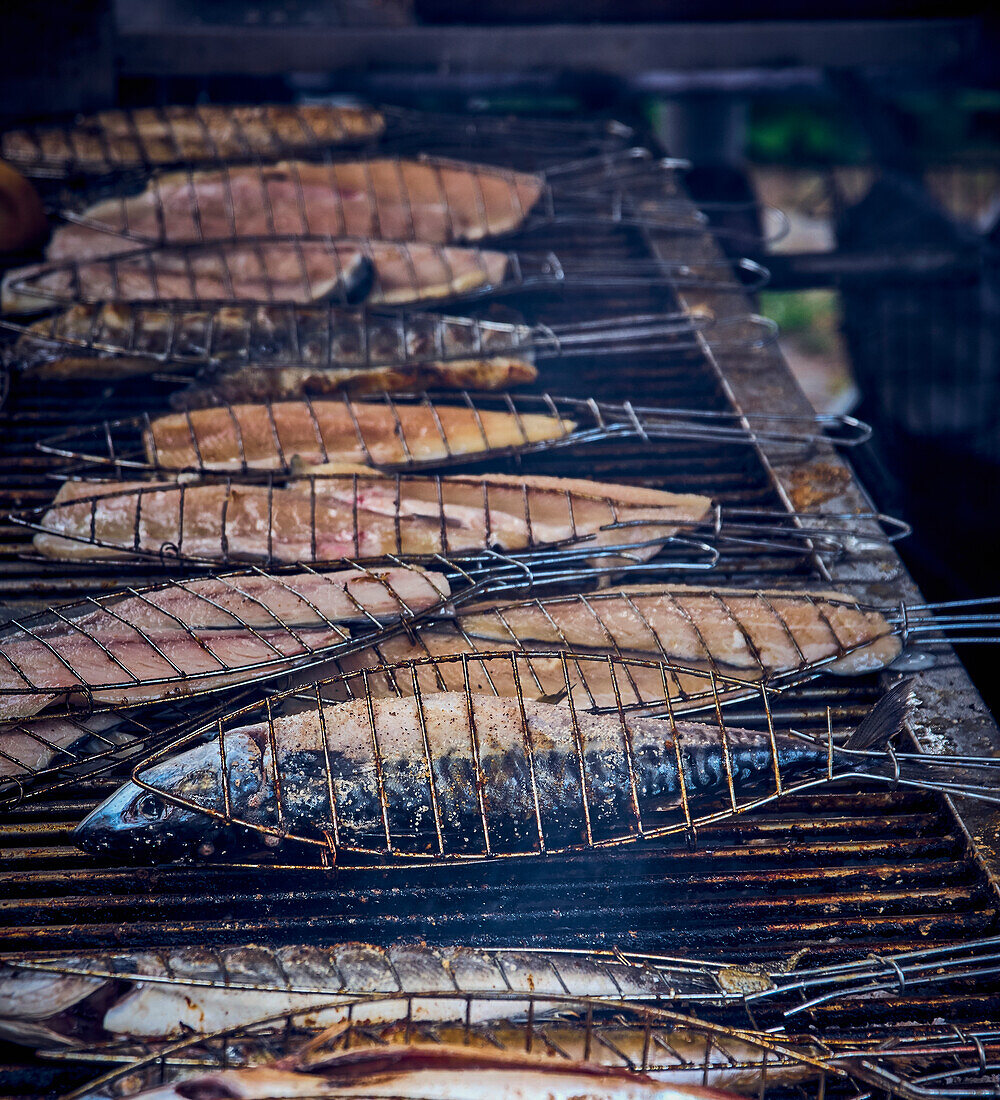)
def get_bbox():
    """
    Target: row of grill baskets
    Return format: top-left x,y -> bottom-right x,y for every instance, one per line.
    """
1,103 -> 999,1100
